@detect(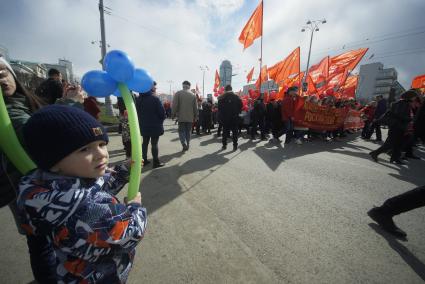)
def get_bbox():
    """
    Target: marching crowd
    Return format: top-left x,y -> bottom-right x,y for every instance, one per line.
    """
1,52 -> 425,283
